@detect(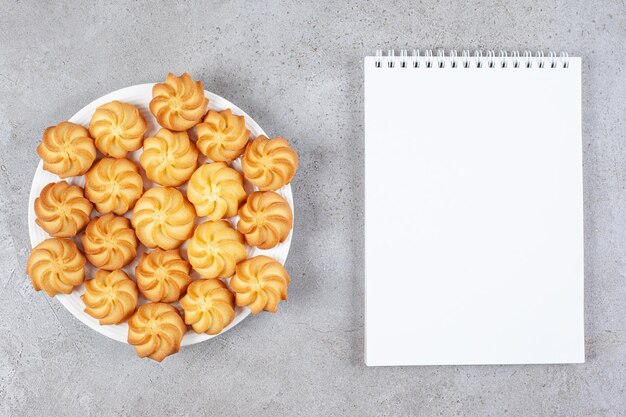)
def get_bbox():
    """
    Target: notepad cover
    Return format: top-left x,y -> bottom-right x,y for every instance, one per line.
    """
364,54 -> 584,366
